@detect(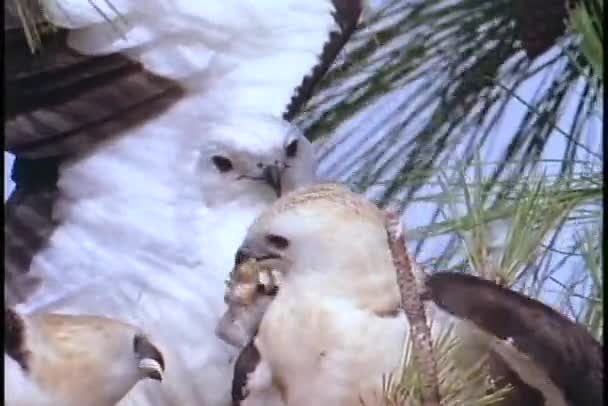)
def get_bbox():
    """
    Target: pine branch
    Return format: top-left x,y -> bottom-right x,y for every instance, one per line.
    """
385,211 -> 441,406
